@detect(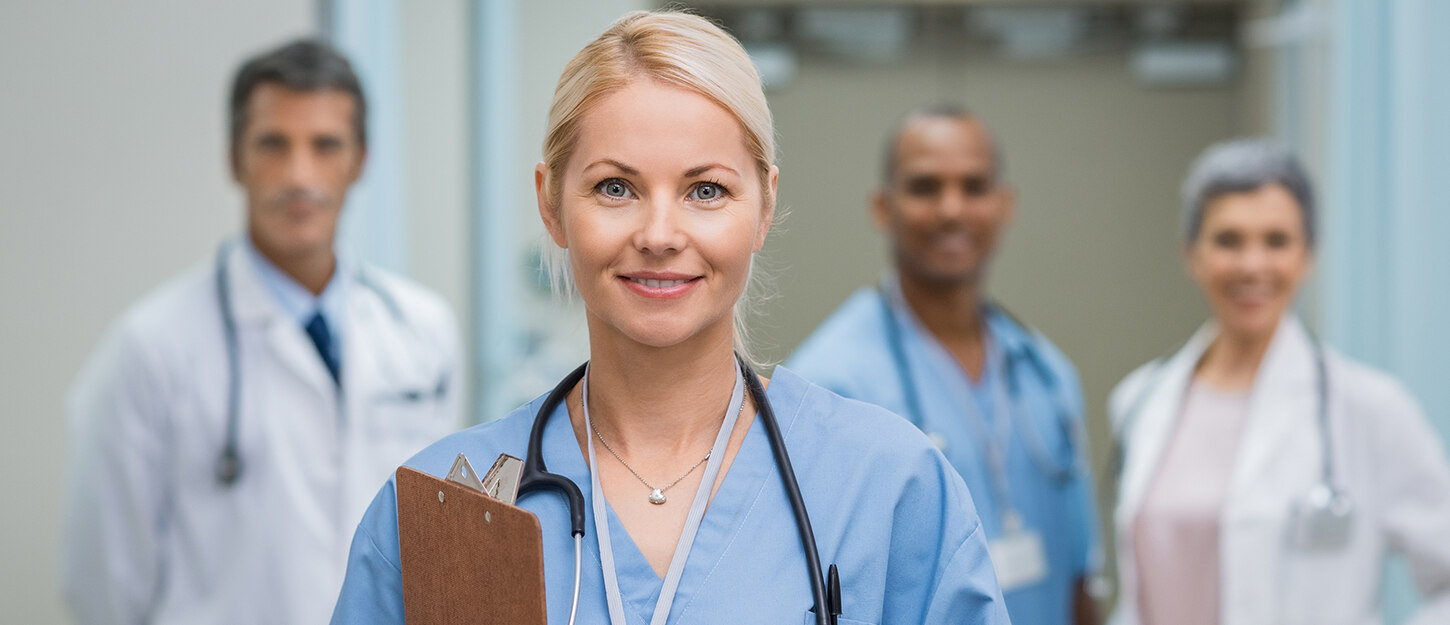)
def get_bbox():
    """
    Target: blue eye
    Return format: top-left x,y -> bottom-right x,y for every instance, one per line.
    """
596,179 -> 632,199
690,183 -> 725,201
